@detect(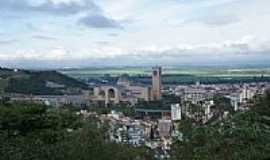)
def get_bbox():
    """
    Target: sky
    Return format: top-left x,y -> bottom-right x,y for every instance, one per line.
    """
0,0 -> 270,69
